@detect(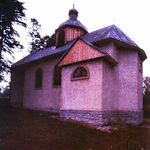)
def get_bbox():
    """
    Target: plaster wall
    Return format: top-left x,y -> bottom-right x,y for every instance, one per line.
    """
102,61 -> 118,111
23,58 -> 61,110
61,60 -> 103,111
138,57 -> 143,111
118,49 -> 140,111
97,42 -> 119,62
